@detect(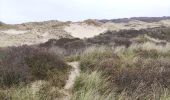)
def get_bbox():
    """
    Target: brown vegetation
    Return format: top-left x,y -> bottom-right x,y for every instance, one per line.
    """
0,45 -> 70,87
